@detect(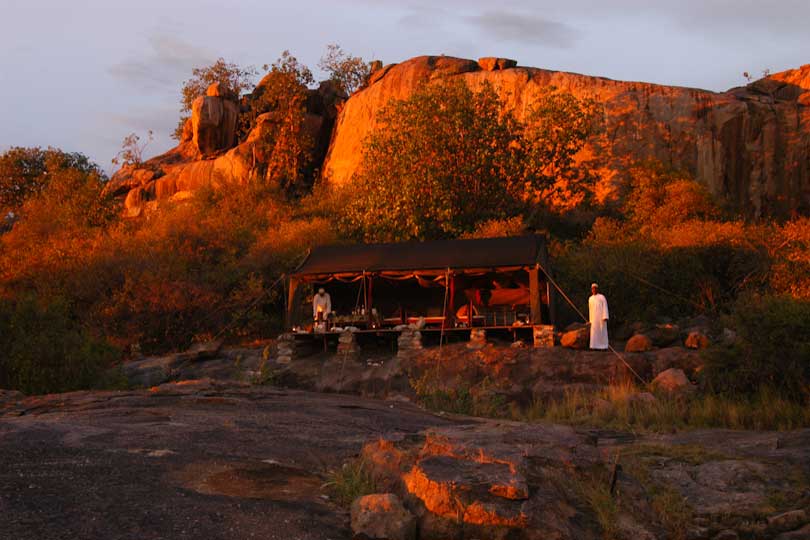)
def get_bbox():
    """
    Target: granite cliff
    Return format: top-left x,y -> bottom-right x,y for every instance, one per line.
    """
325,56 -> 810,217
108,55 -> 810,218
